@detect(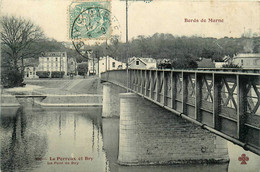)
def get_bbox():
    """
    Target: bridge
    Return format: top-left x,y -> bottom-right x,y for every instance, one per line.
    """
101,69 -> 260,164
